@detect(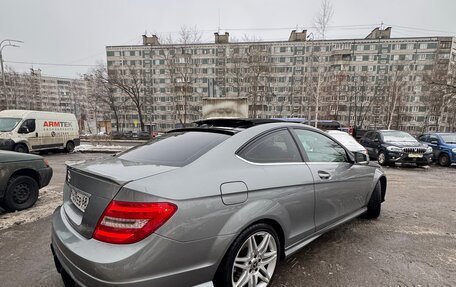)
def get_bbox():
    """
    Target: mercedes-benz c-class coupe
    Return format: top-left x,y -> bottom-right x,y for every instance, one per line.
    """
51,119 -> 387,287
